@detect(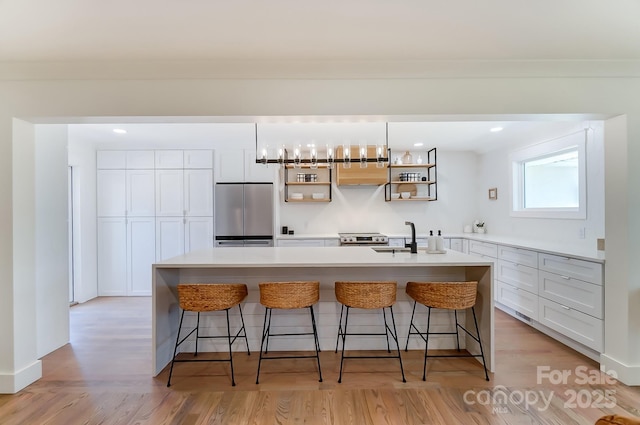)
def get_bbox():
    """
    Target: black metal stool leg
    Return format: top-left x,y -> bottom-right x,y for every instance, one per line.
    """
167,310 -> 186,387
335,304 -> 345,353
472,307 -> 490,381
454,310 -> 461,351
405,300 -> 418,351
382,307 -> 391,353
338,306 -> 350,383
309,306 -> 323,382
388,306 -> 406,383
238,303 -> 250,355
265,308 -> 273,354
256,307 -> 270,384
225,309 -> 236,386
194,312 -> 201,356
422,306 -> 432,381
